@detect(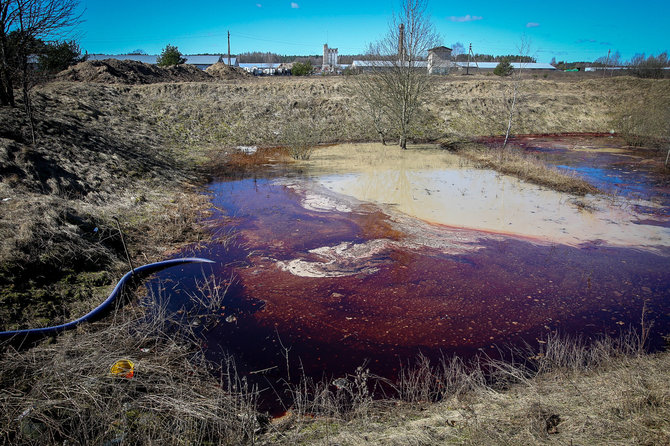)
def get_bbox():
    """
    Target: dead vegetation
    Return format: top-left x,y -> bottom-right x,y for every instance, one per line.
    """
268,333 -> 670,446
0,283 -> 264,446
204,146 -> 292,178
452,141 -> 599,196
